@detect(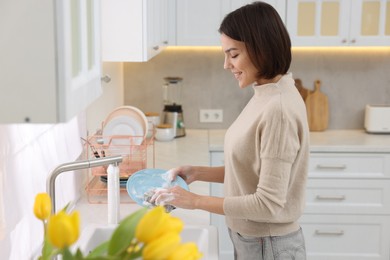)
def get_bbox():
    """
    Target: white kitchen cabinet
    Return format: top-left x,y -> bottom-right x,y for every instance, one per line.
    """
0,0 -> 102,123
101,0 -> 169,62
209,149 -> 390,260
301,152 -> 390,260
176,0 -> 286,46
209,151 -> 234,260
300,214 -> 390,260
287,0 -> 390,46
